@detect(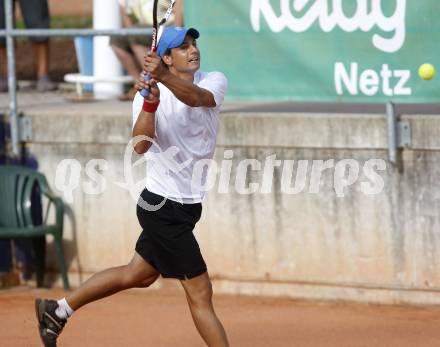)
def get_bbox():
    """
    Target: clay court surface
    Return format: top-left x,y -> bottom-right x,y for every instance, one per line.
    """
1,283 -> 440,347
